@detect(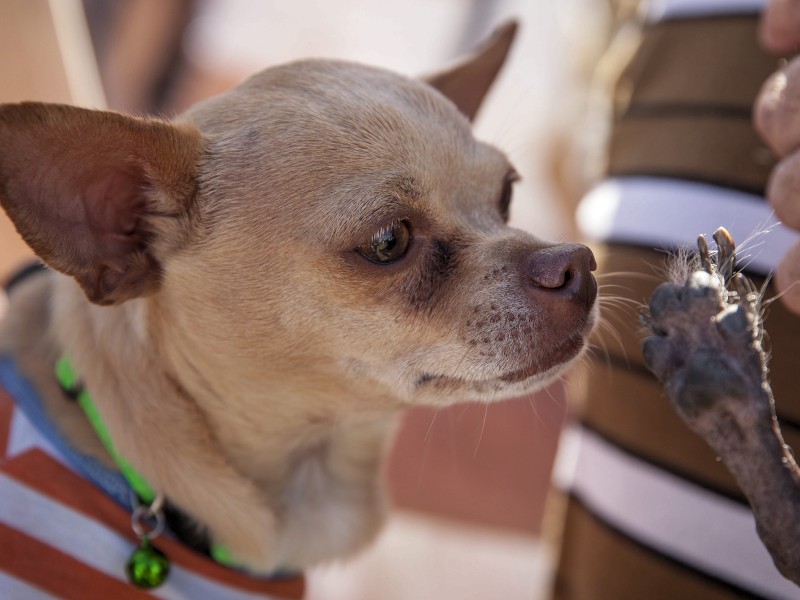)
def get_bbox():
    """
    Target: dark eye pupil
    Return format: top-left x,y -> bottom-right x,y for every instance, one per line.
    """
374,232 -> 397,261
359,220 -> 411,264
